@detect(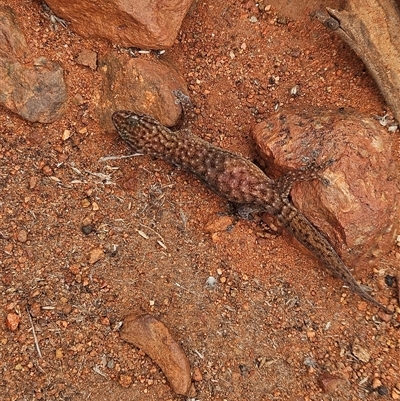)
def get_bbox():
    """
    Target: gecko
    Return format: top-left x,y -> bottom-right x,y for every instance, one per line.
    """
112,91 -> 392,314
